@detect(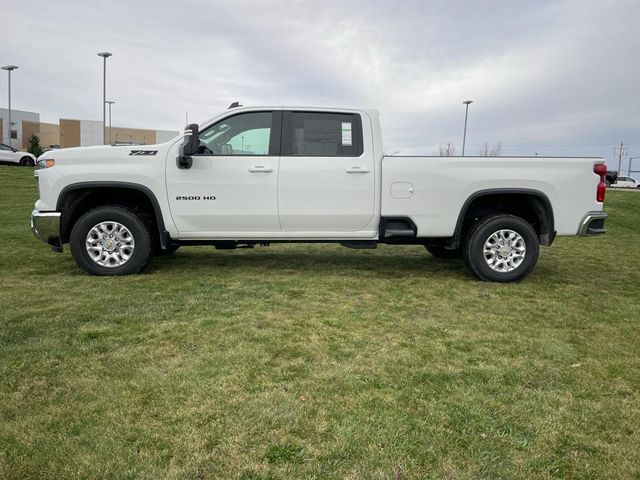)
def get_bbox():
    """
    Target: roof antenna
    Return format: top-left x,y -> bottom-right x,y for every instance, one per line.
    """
228,101 -> 242,109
